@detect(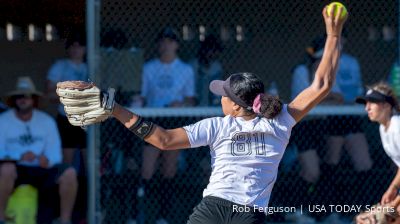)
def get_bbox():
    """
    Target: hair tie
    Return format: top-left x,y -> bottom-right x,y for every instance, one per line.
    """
252,93 -> 264,114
